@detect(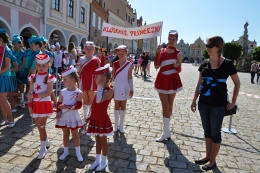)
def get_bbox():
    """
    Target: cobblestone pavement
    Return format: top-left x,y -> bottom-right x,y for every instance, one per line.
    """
0,63 -> 259,173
